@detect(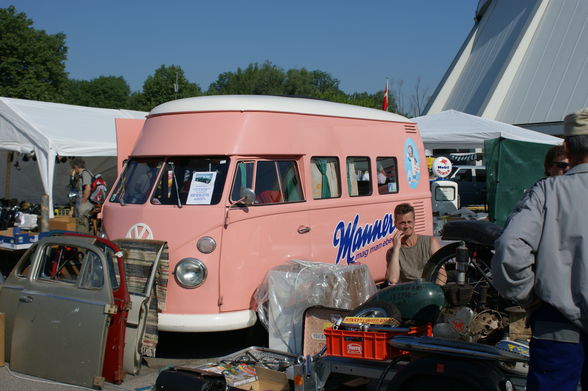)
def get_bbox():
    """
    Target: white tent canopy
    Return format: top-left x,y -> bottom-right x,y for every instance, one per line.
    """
0,97 -> 146,213
413,110 -> 562,150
